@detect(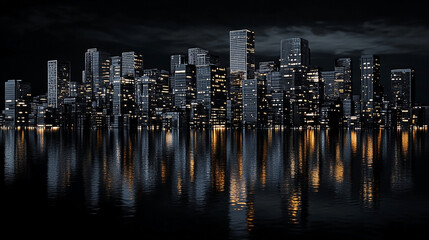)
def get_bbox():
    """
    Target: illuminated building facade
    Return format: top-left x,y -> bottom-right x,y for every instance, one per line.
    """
194,65 -> 227,127
84,48 -> 111,109
335,58 -> 352,100
280,38 -> 310,90
47,60 -> 71,109
280,38 -> 310,127
229,29 -> 255,127
305,66 -> 323,126
391,69 -> 415,127
4,79 -> 31,126
121,51 -> 143,78
173,63 -> 196,111
360,55 -> 382,127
